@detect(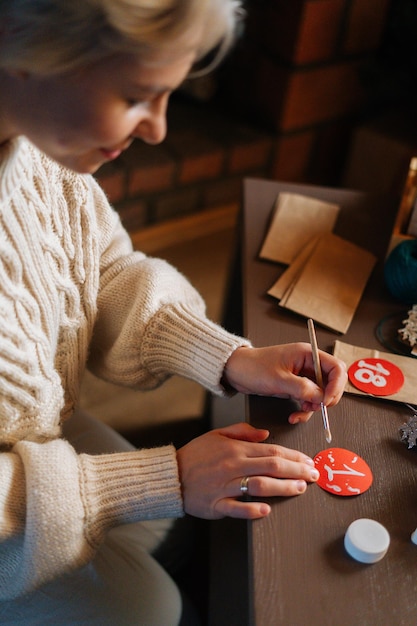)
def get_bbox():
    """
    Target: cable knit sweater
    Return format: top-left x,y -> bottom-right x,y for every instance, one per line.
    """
0,137 -> 250,600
